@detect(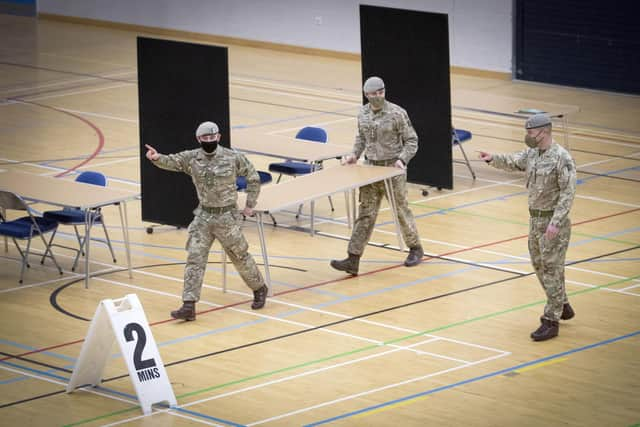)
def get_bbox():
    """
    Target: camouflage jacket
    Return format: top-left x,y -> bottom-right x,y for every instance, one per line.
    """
353,101 -> 418,165
153,146 -> 260,208
490,142 -> 577,226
